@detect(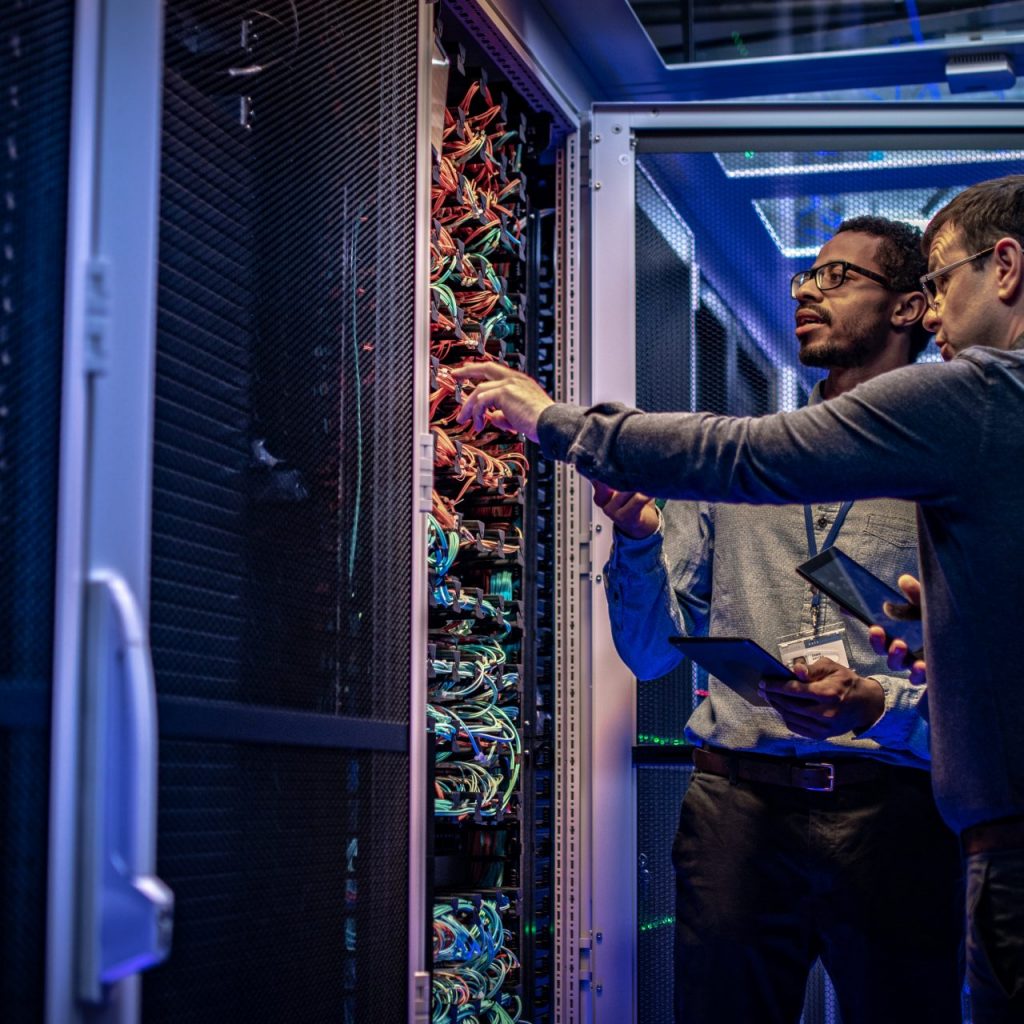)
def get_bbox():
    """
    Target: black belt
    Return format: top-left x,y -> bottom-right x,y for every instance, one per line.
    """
694,747 -> 888,793
961,815 -> 1024,856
